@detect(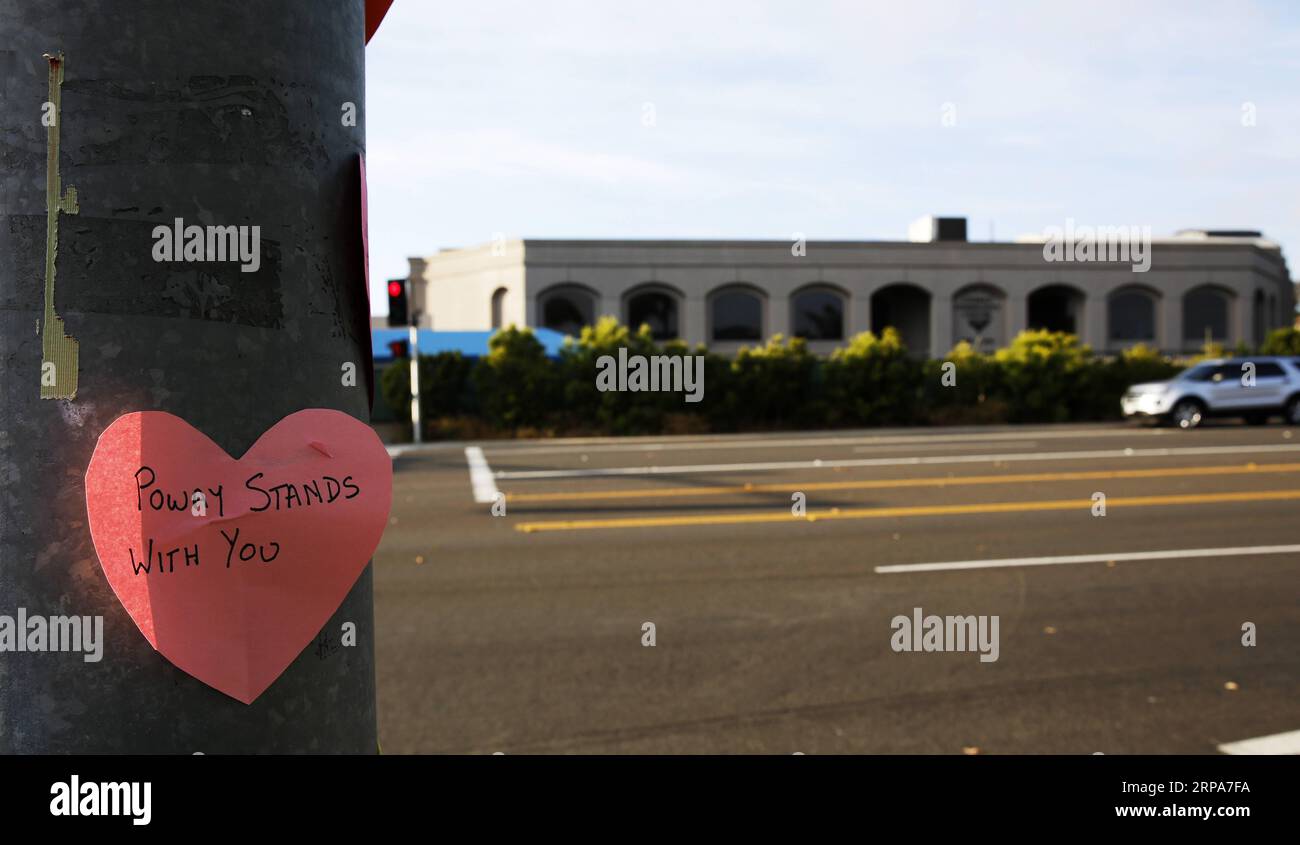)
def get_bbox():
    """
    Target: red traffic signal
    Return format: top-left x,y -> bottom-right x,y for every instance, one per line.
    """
387,278 -> 409,326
